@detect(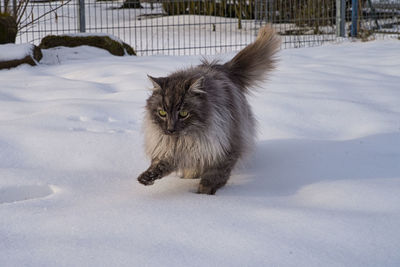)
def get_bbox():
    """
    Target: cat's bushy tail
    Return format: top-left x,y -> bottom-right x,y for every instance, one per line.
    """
223,25 -> 280,93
